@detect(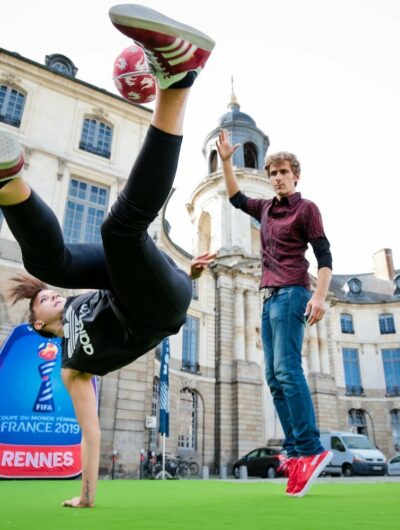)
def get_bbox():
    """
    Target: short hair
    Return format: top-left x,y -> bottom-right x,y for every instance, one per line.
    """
264,151 -> 301,177
8,273 -> 48,324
